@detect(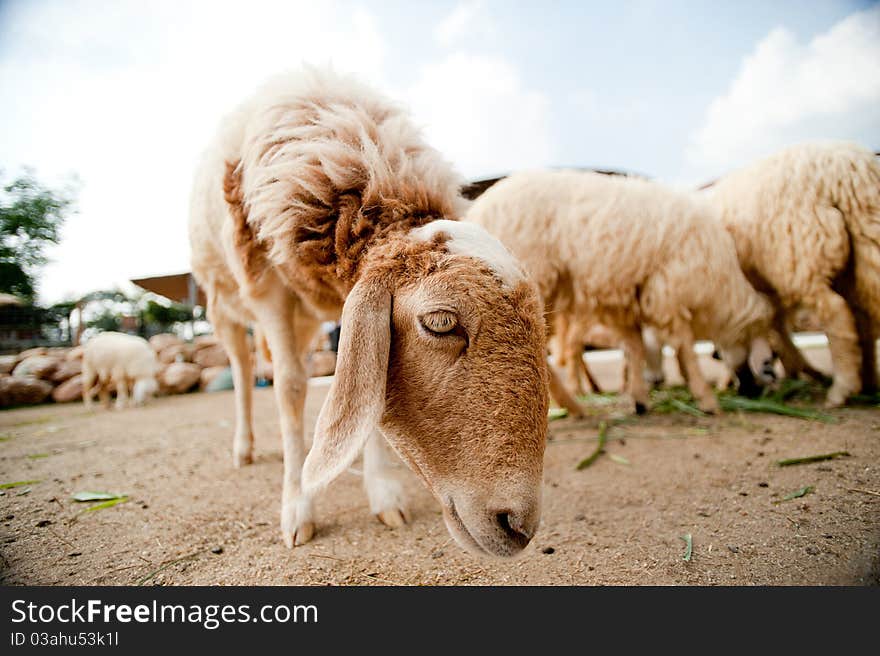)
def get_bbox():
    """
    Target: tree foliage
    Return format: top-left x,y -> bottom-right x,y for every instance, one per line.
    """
0,171 -> 76,301
86,309 -> 122,333
140,299 -> 193,326
78,290 -> 193,337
